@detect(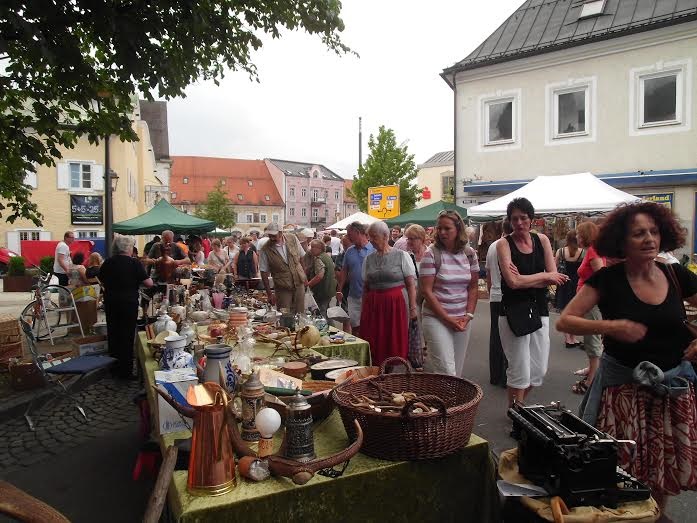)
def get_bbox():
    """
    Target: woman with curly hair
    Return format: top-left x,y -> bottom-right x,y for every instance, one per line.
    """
557,202 -> 697,519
